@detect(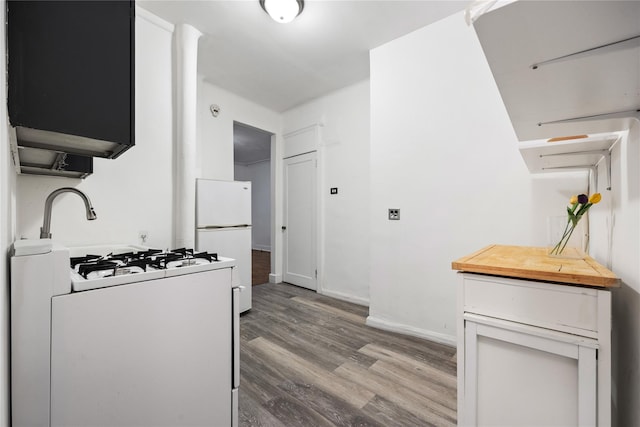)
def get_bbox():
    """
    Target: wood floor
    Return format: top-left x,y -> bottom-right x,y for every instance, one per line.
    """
239,282 -> 457,427
252,250 -> 270,285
